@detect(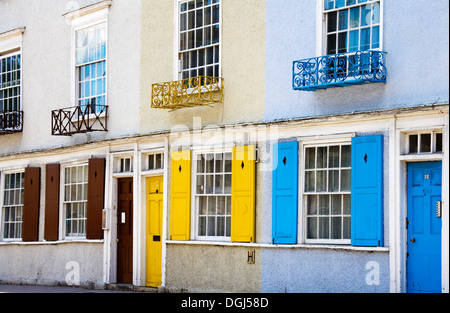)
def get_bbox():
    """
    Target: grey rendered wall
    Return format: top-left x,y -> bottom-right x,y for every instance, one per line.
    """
0,242 -> 104,287
263,0 -> 449,122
